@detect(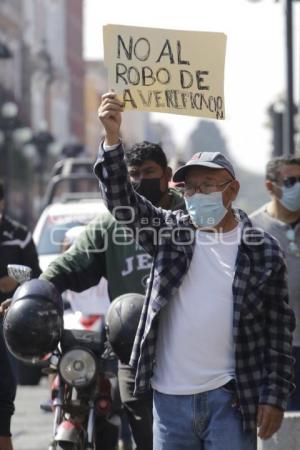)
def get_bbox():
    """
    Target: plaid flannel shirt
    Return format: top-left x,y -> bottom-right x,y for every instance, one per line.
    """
94,143 -> 295,431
